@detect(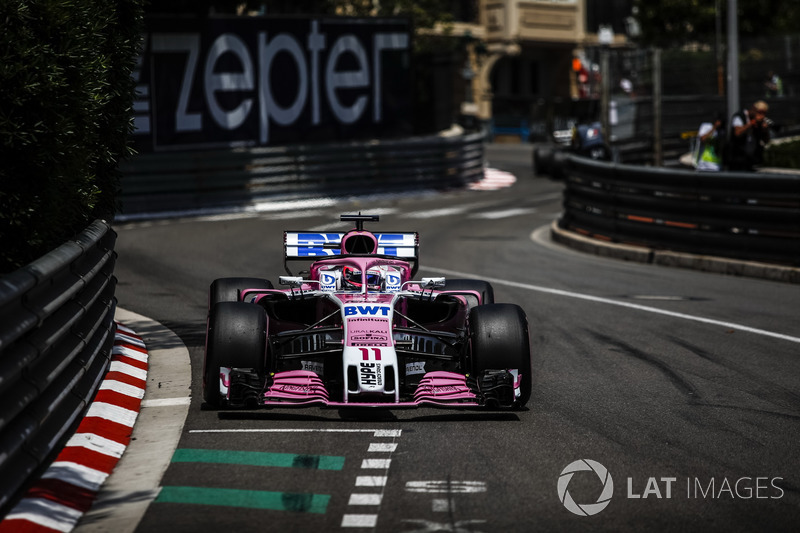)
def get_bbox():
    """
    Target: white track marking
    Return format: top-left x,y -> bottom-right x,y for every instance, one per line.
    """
349,494 -> 383,505
469,168 -> 517,190
3,498 -> 83,532
188,429 -> 401,437
405,481 -> 488,493
341,514 -> 378,527
469,207 -> 537,219
140,397 -> 192,408
367,442 -> 398,452
424,266 -> 800,344
64,434 -> 126,458
108,360 -> 147,381
355,476 -> 388,487
400,201 -> 498,220
342,431 -> 400,528
99,380 -> 146,399
432,499 -> 452,512
362,459 -> 392,469
85,403 -> 138,427
401,207 -> 469,219
259,210 -> 327,220
114,334 -> 146,348
373,430 -> 402,437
